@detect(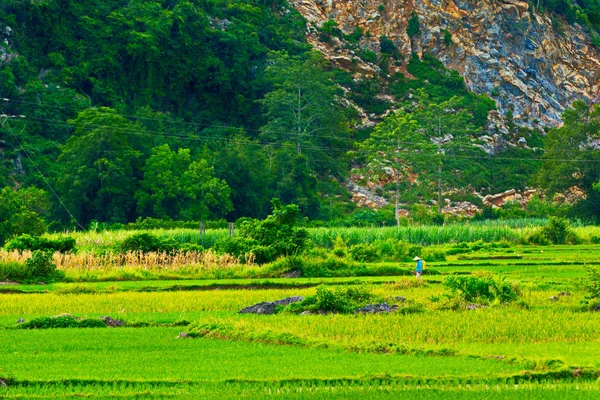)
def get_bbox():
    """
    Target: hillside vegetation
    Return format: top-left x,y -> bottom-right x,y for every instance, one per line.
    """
0,0 -> 597,233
